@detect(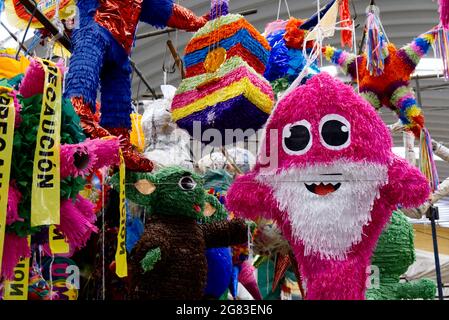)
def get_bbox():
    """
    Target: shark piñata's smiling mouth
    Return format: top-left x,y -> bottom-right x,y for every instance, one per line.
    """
304,182 -> 342,196
304,173 -> 343,196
